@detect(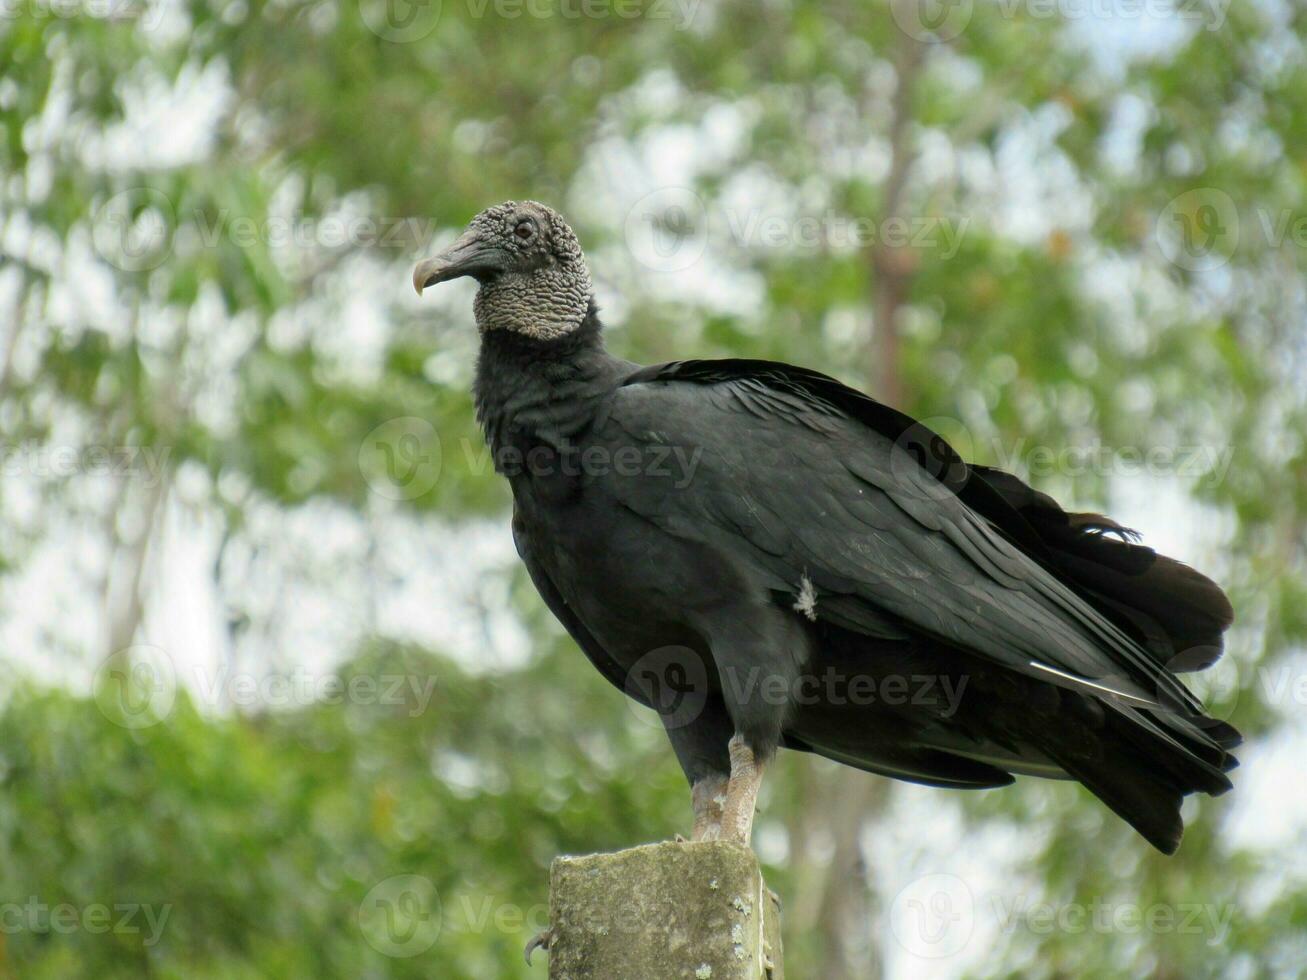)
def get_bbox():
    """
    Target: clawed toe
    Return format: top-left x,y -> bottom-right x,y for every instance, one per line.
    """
524,927 -> 555,965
